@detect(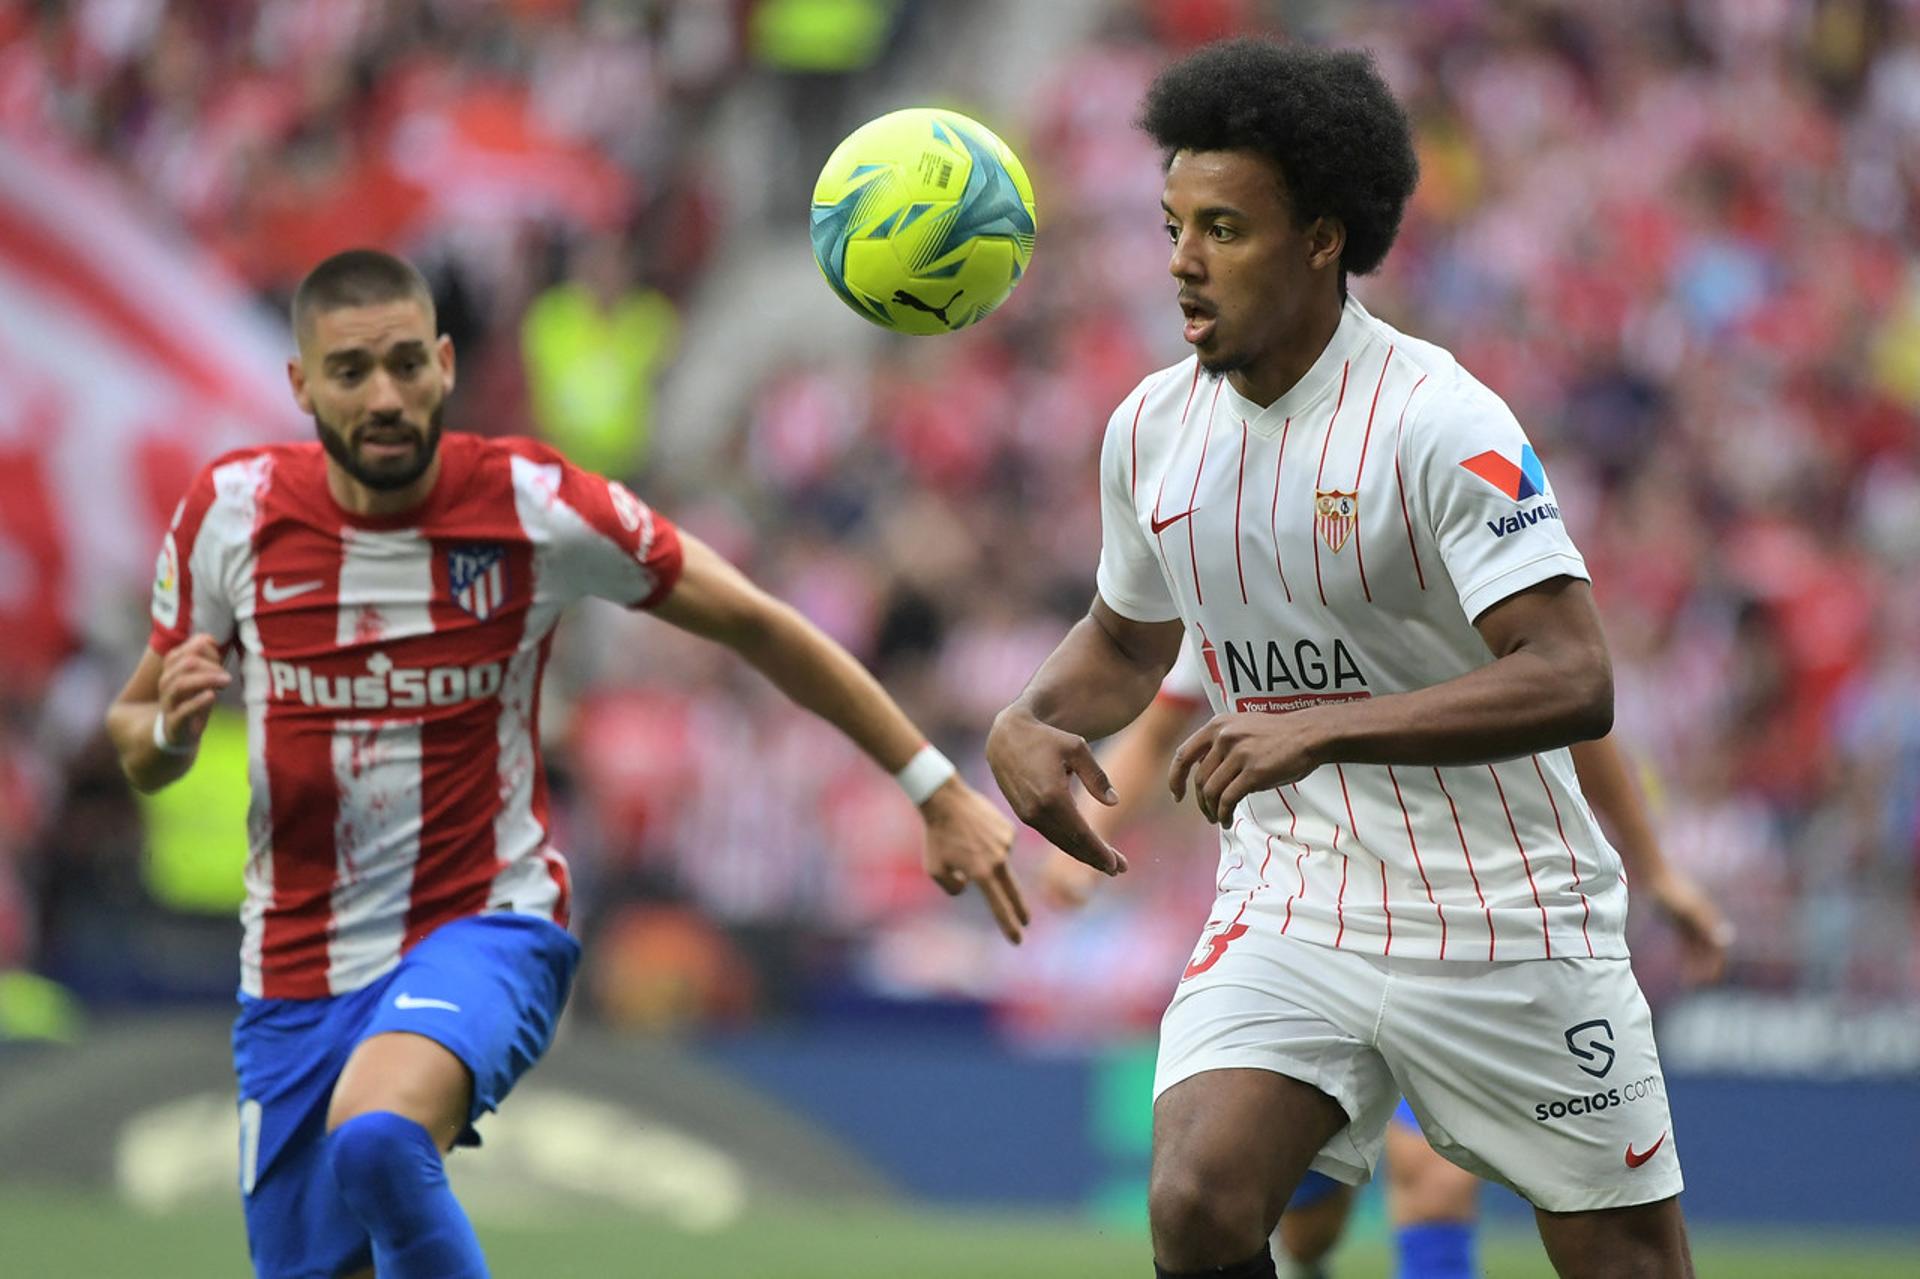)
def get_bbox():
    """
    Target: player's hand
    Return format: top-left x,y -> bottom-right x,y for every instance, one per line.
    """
1647,869 -> 1733,985
1170,711 -> 1326,827
155,633 -> 231,752
985,706 -> 1127,877
919,776 -> 1030,945
1038,849 -> 1105,910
